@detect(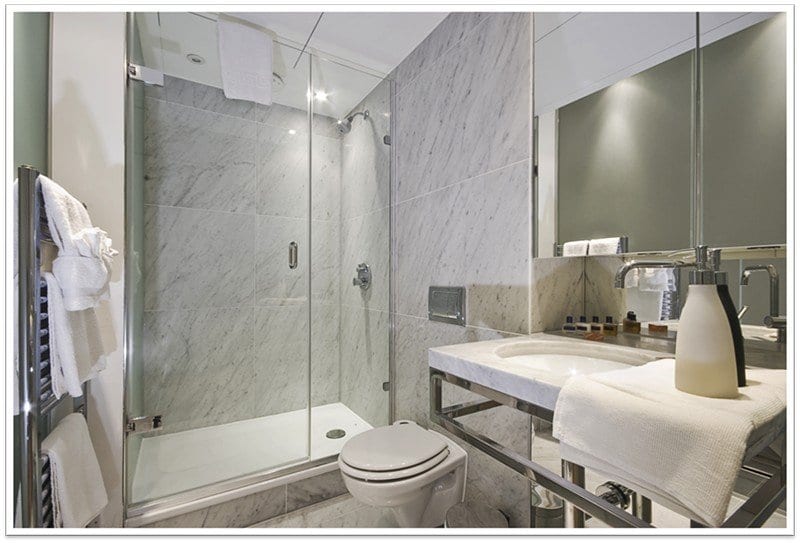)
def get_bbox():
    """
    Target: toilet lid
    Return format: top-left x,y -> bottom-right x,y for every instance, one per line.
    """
340,448 -> 450,482
340,423 -> 448,472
